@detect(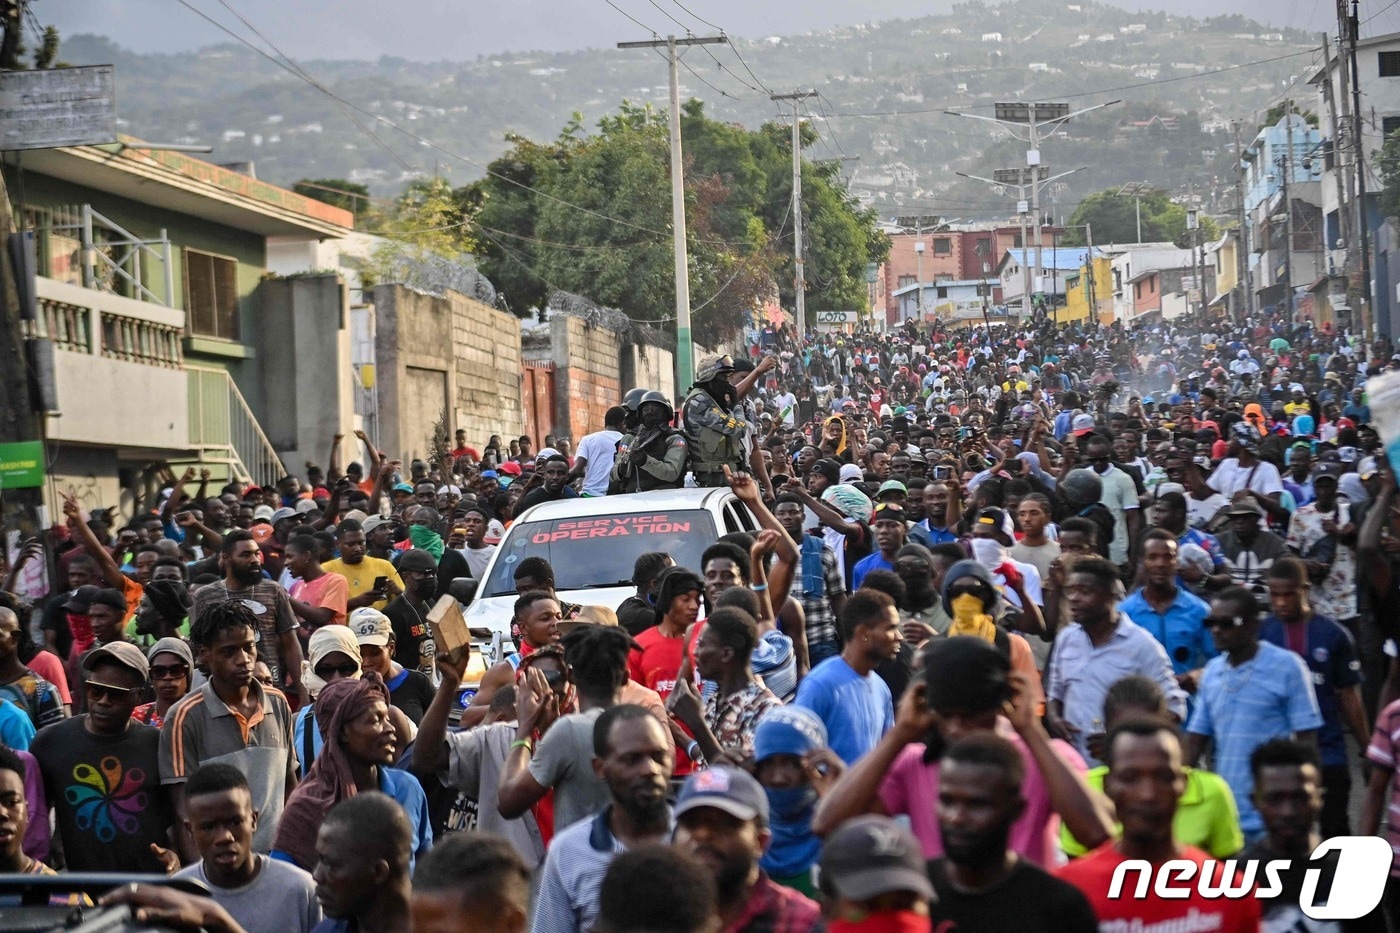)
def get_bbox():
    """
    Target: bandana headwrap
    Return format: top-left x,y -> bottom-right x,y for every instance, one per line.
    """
408,523 -> 445,559
821,484 -> 873,524
272,673 -> 391,869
